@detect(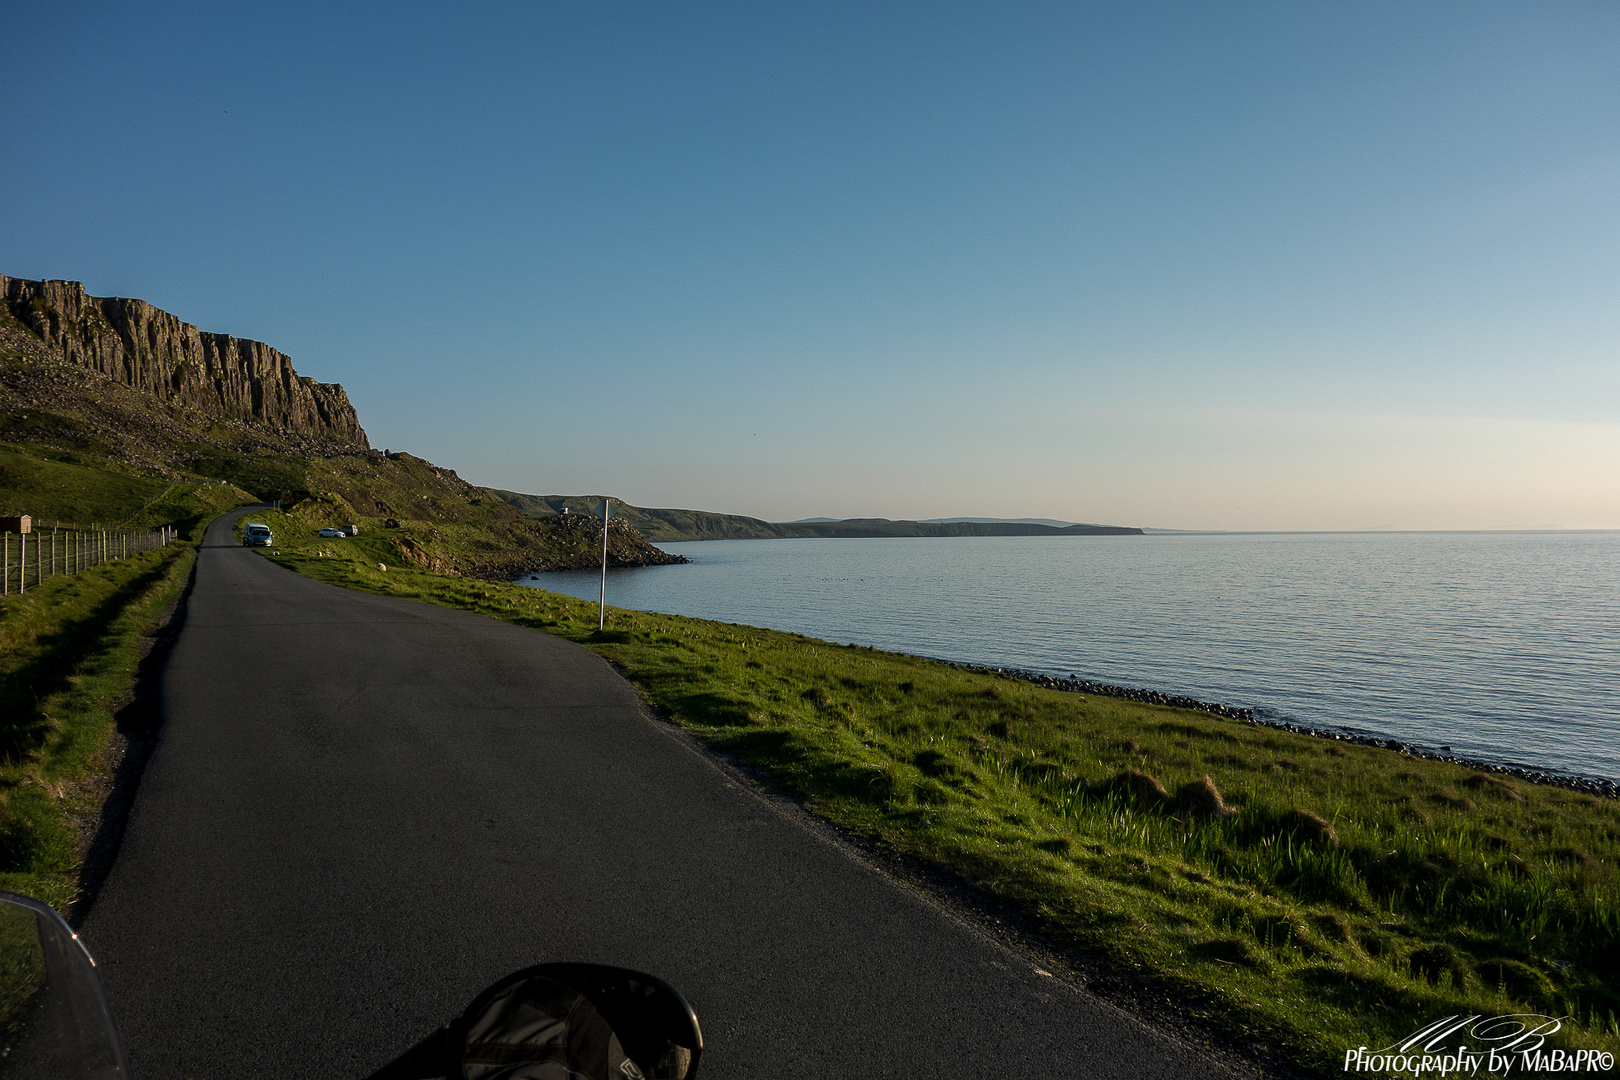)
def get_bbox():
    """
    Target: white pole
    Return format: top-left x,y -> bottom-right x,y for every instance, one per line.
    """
598,498 -> 610,630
